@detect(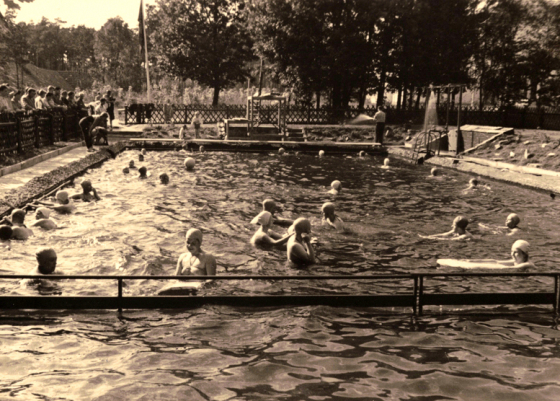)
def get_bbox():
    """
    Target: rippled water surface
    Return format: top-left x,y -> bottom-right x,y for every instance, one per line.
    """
2,150 -> 560,400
